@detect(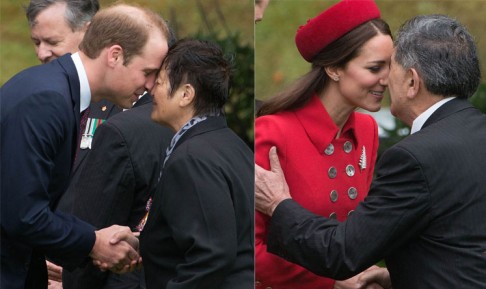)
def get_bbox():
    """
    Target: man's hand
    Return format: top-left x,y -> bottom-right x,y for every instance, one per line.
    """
357,266 -> 392,289
255,146 -> 291,216
106,231 -> 143,274
48,280 -> 63,289
89,225 -> 140,273
333,266 -> 388,289
46,261 -> 62,282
